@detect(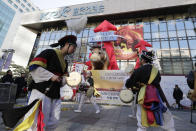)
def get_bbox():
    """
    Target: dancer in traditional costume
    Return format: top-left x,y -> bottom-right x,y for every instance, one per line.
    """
1,35 -> 77,131
125,50 -> 175,131
74,70 -> 100,114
